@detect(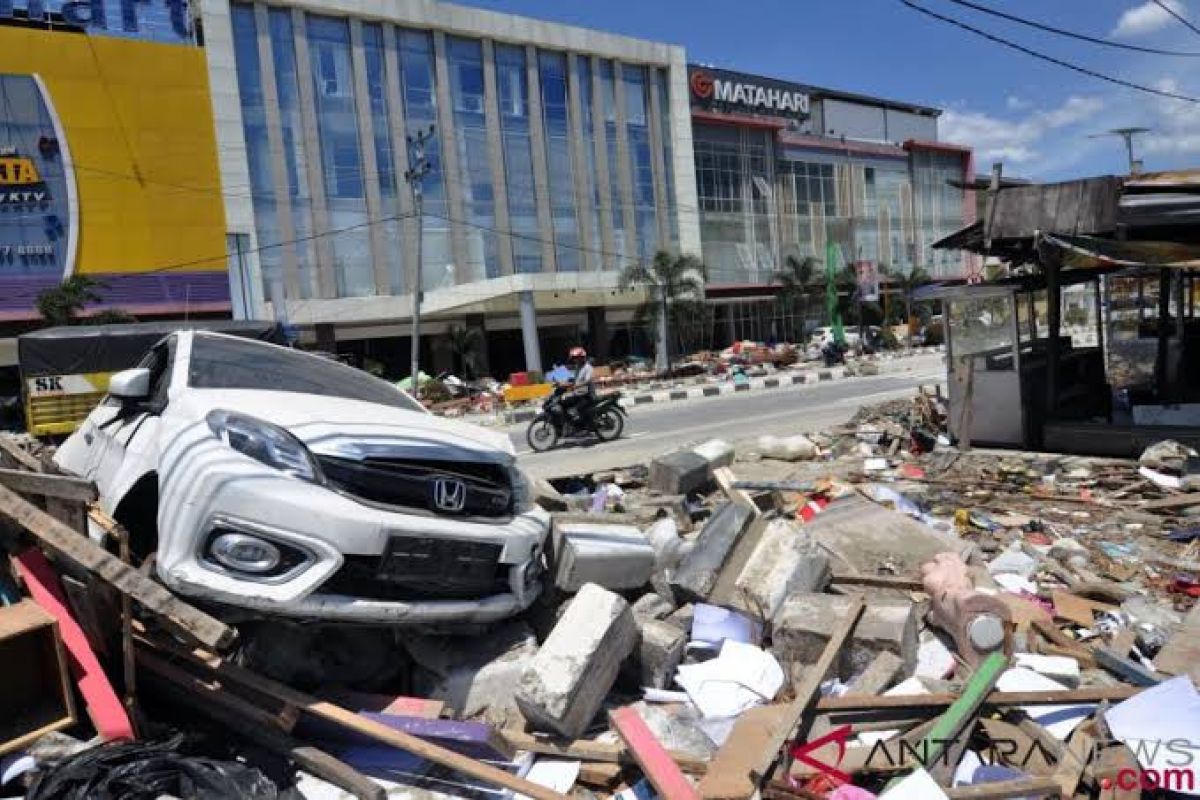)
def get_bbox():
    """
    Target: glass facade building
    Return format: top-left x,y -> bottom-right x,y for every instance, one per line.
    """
224,1 -> 687,308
